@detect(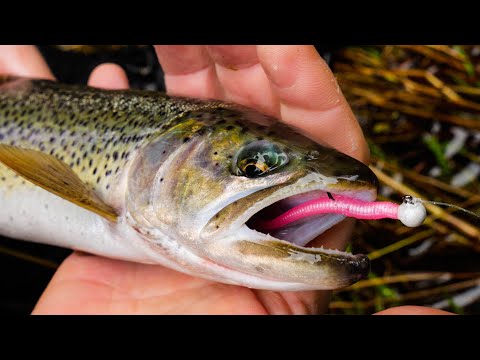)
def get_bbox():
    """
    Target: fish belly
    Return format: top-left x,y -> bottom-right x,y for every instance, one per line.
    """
0,179 -> 165,264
